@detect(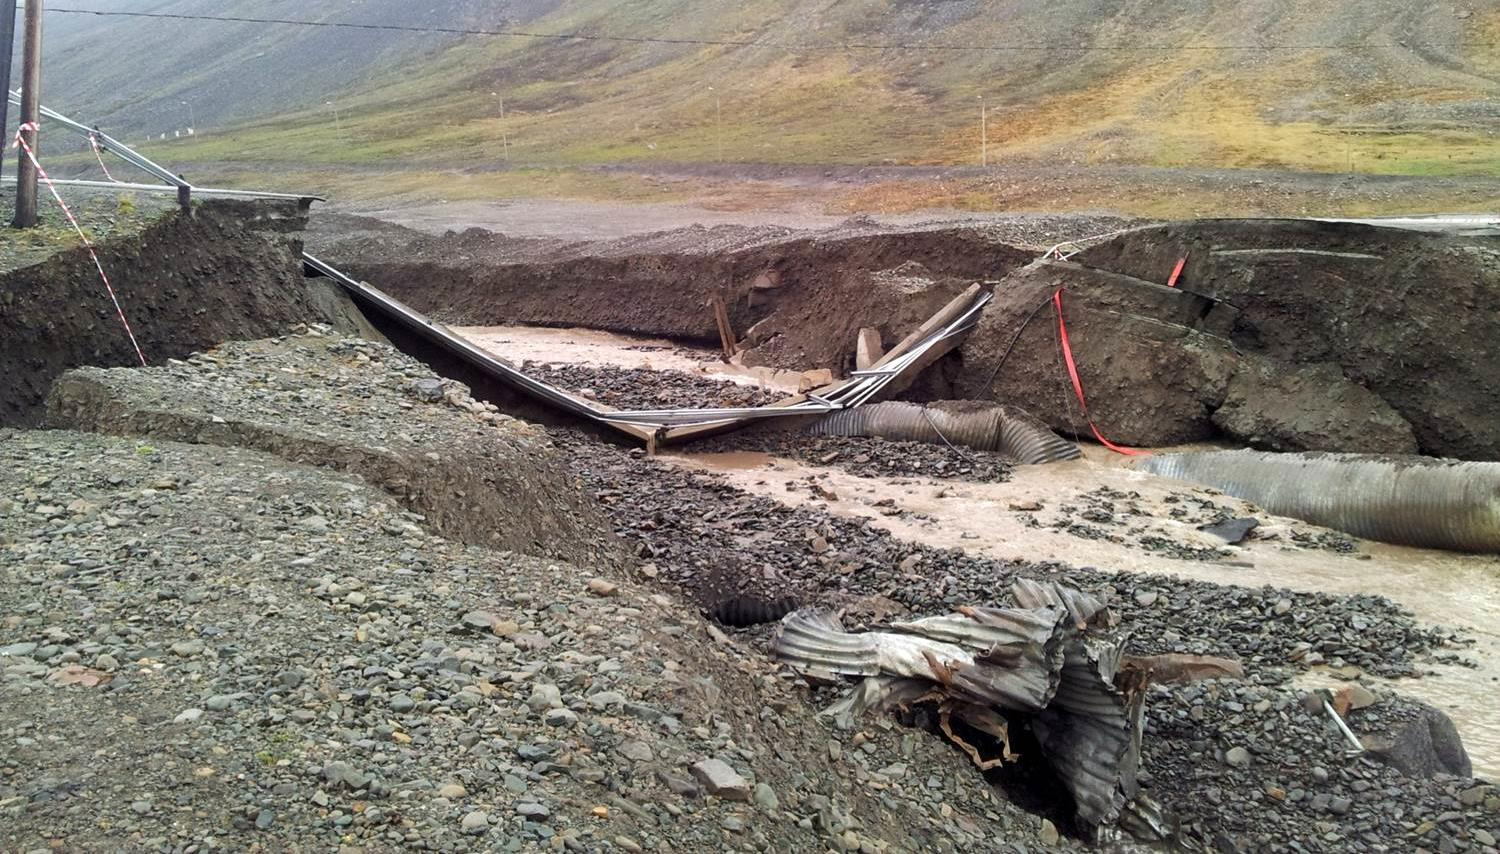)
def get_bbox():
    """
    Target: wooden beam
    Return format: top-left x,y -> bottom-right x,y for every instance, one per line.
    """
855,327 -> 883,371
659,283 -> 987,446
711,294 -> 736,363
